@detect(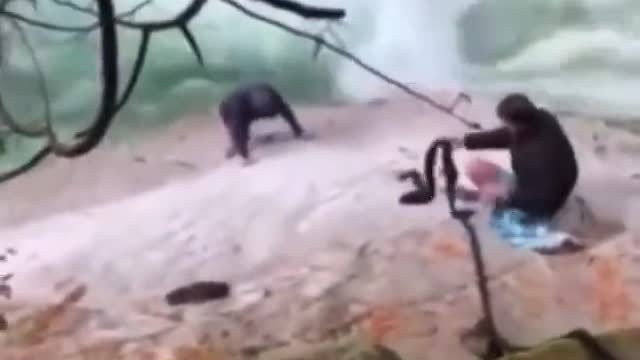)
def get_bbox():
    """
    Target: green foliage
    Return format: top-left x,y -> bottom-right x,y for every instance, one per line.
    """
499,328 -> 640,360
